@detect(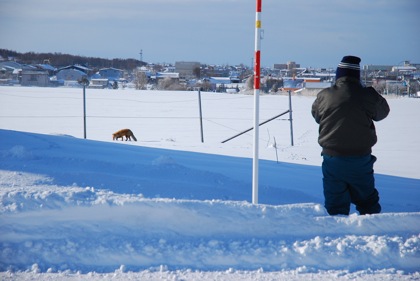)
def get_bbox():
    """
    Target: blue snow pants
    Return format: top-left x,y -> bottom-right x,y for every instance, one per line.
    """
322,154 -> 381,216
